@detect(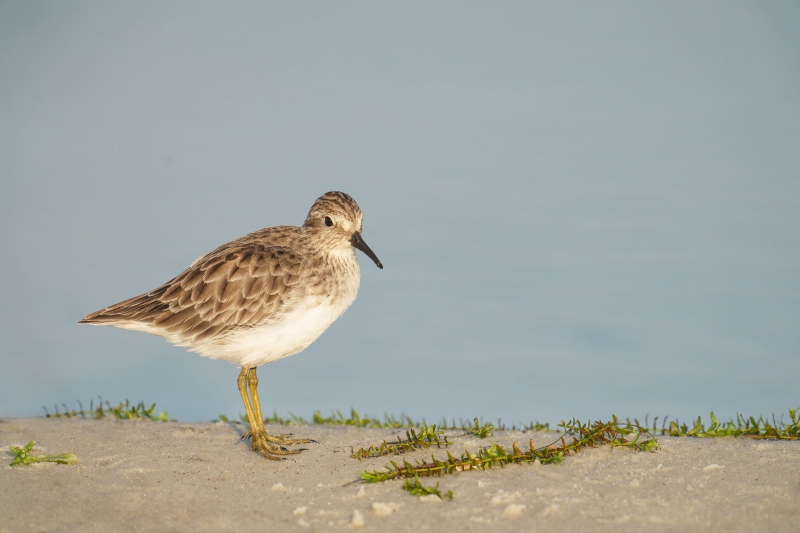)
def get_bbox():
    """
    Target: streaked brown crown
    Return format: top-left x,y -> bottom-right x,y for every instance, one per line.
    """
303,191 -> 363,232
